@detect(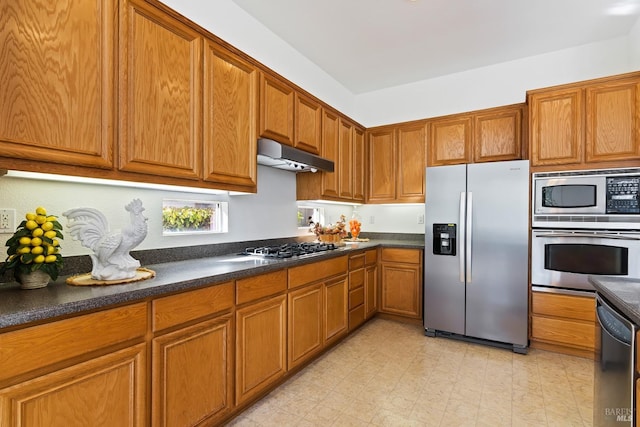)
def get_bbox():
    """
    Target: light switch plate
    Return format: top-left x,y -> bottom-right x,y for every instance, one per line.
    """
0,209 -> 16,232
